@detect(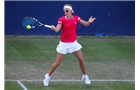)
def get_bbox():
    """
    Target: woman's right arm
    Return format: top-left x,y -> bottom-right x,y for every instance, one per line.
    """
50,24 -> 62,32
